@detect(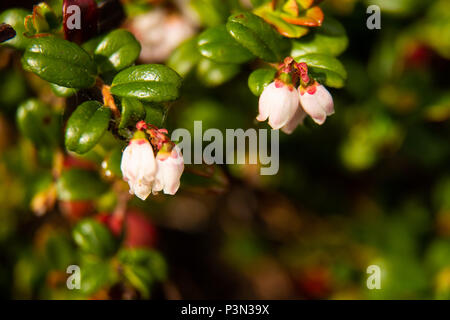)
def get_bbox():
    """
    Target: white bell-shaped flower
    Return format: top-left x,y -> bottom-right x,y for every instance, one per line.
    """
121,135 -> 157,201
298,82 -> 334,125
153,144 -> 184,195
257,81 -> 300,130
281,106 -> 307,134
